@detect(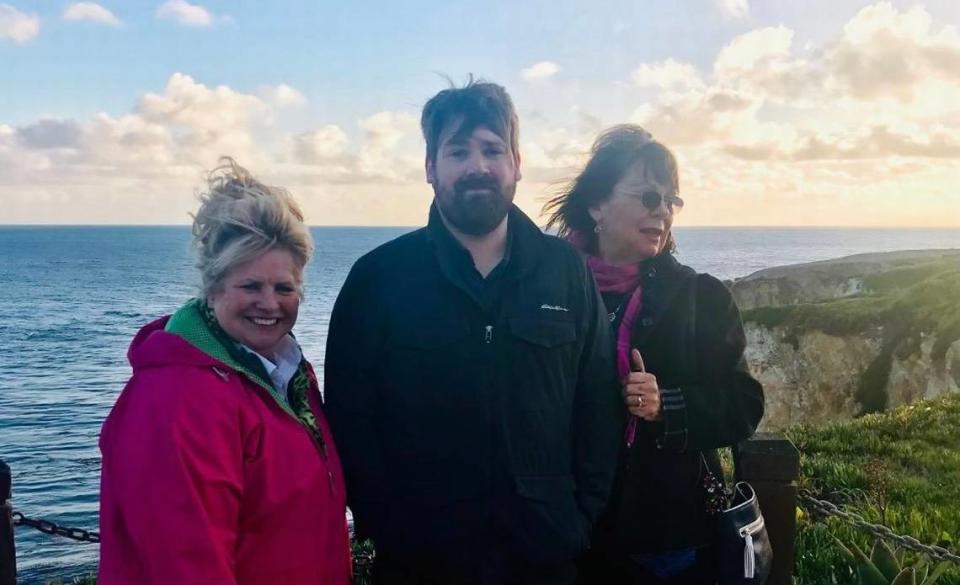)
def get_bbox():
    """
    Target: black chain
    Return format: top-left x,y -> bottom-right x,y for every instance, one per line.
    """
799,490 -> 960,565
11,510 -> 100,543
